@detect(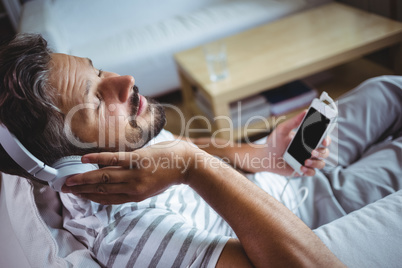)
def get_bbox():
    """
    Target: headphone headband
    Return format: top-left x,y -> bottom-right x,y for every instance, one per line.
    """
0,124 -> 57,181
0,124 -> 98,191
